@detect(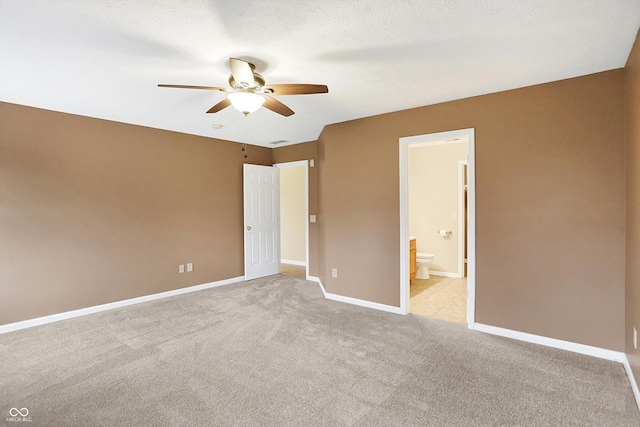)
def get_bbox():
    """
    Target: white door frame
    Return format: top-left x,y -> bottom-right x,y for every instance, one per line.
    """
274,160 -> 310,280
458,160 -> 468,278
399,128 -> 476,329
